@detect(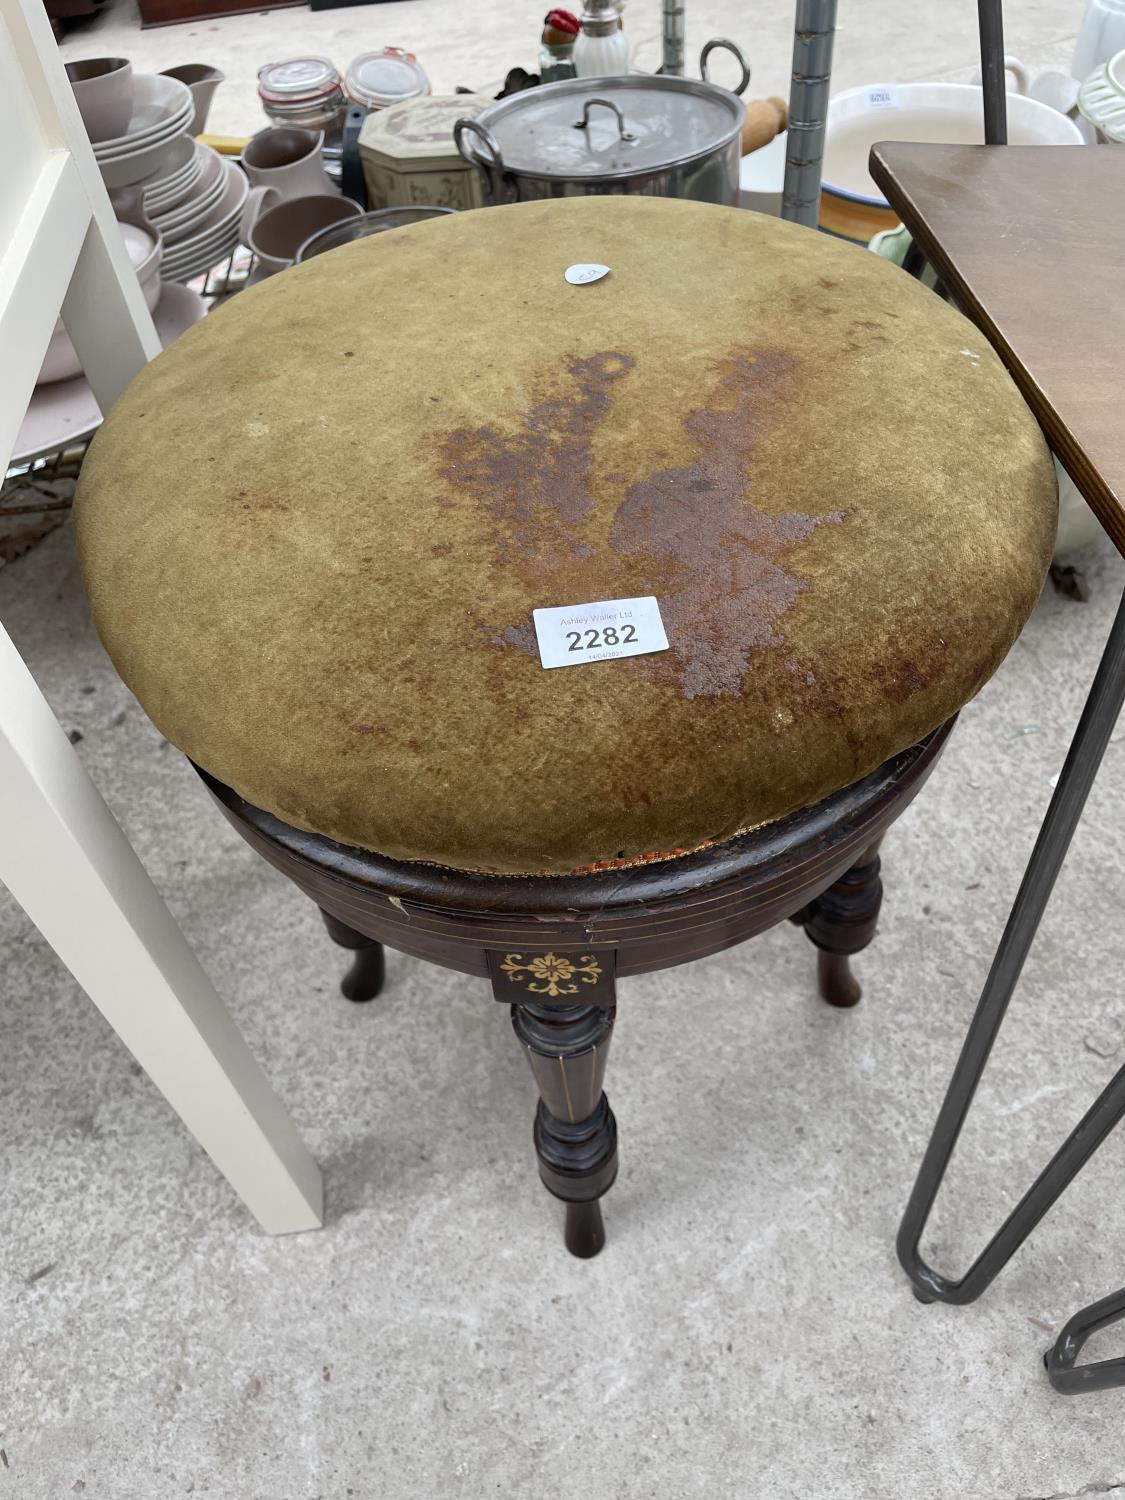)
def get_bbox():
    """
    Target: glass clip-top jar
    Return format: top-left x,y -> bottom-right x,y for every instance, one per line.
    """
345,48 -> 431,111
258,56 -> 348,152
